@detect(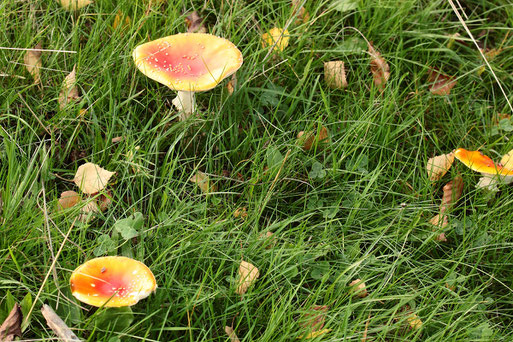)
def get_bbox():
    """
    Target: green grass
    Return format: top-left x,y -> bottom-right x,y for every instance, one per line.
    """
2,0 -> 513,340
